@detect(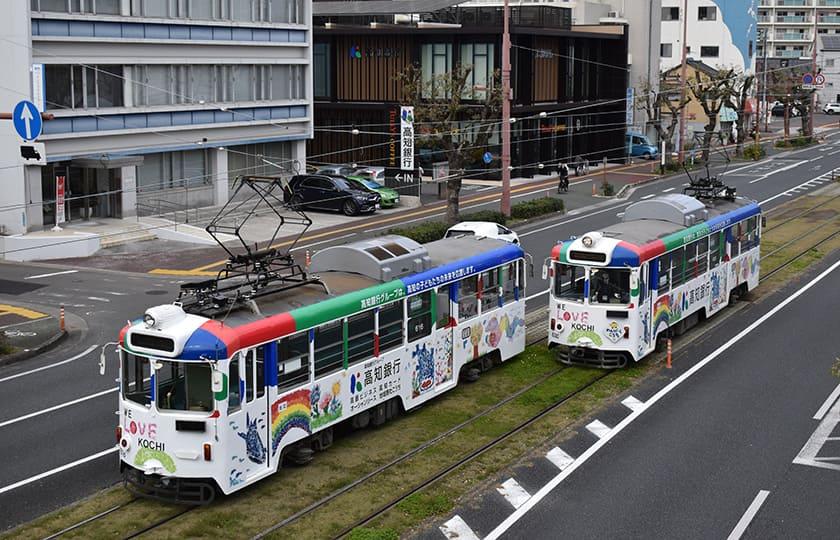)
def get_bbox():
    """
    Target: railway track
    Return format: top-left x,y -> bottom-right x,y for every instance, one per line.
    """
36,190 -> 840,540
